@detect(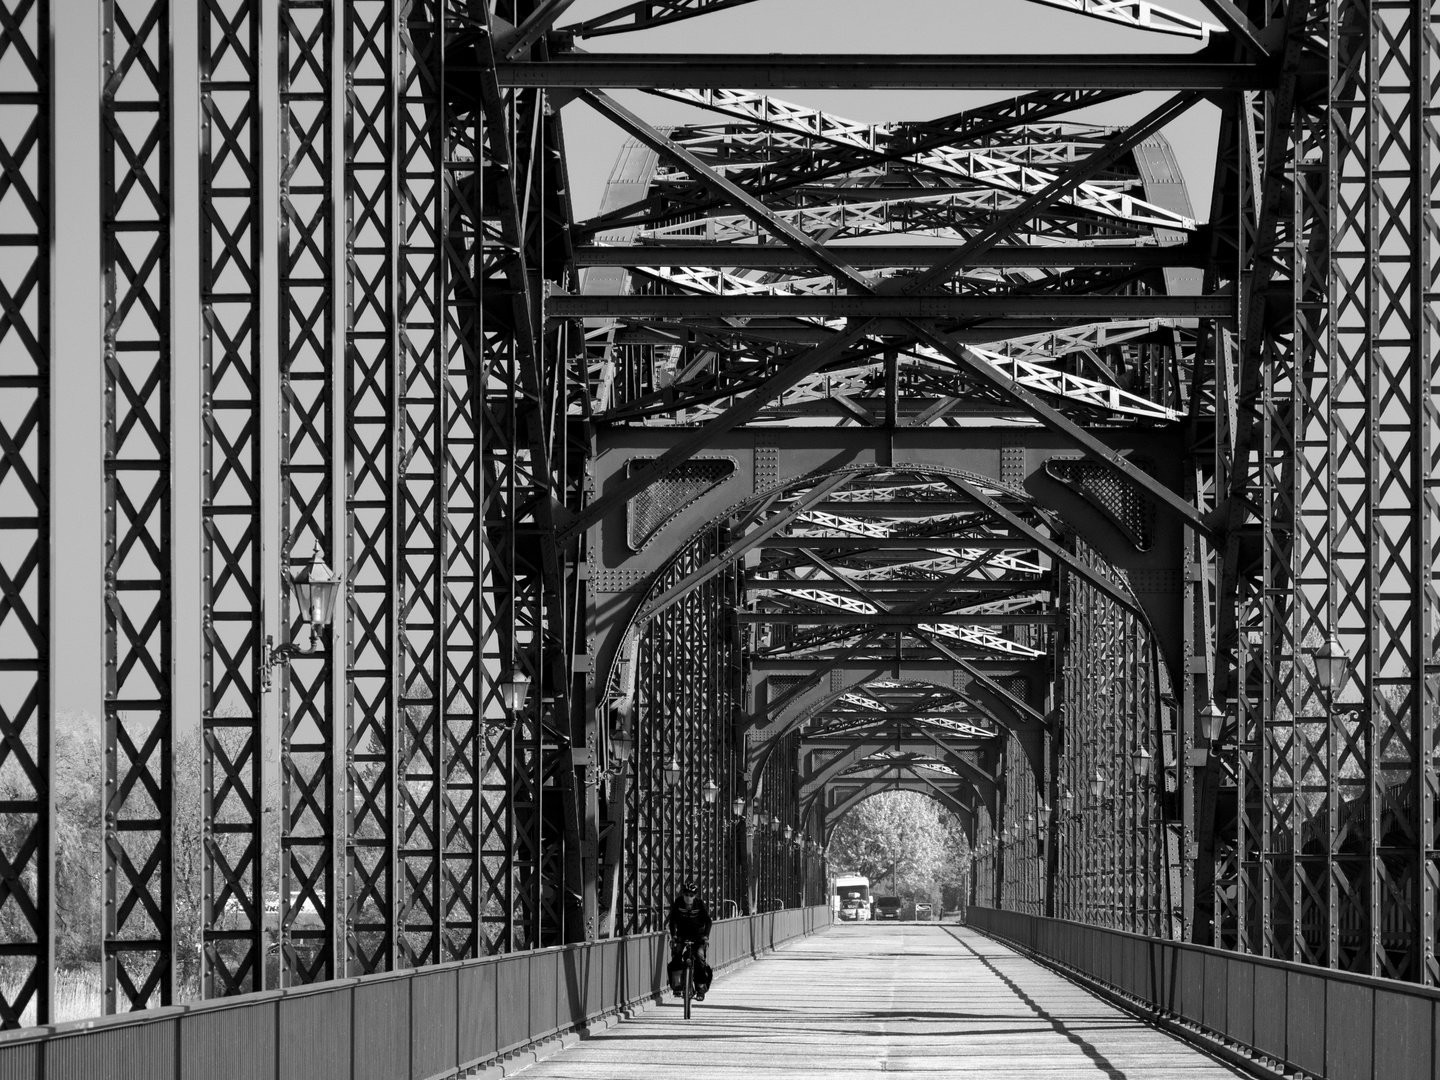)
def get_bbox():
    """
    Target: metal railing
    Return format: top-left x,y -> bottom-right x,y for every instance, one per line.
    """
0,906 -> 832,1080
968,906 -> 1437,1080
